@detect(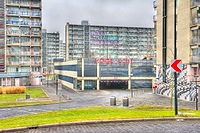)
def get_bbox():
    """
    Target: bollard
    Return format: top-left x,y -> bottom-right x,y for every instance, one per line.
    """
123,97 -> 129,107
26,93 -> 30,99
110,96 -> 116,106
